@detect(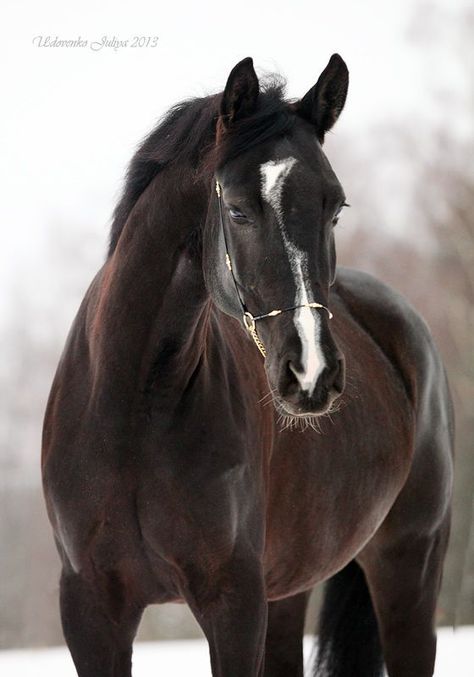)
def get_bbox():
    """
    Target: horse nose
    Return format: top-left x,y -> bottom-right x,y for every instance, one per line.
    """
281,355 -> 345,414
287,356 -> 344,397
319,356 -> 345,396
